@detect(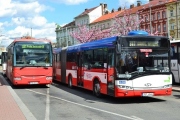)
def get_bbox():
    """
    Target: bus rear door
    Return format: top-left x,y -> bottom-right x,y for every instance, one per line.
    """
171,42 -> 180,84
